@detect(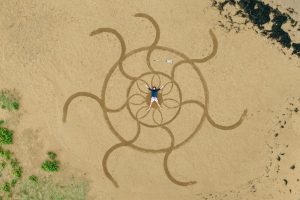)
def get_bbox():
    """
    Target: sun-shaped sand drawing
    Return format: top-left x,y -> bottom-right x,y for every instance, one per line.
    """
62,13 -> 247,187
